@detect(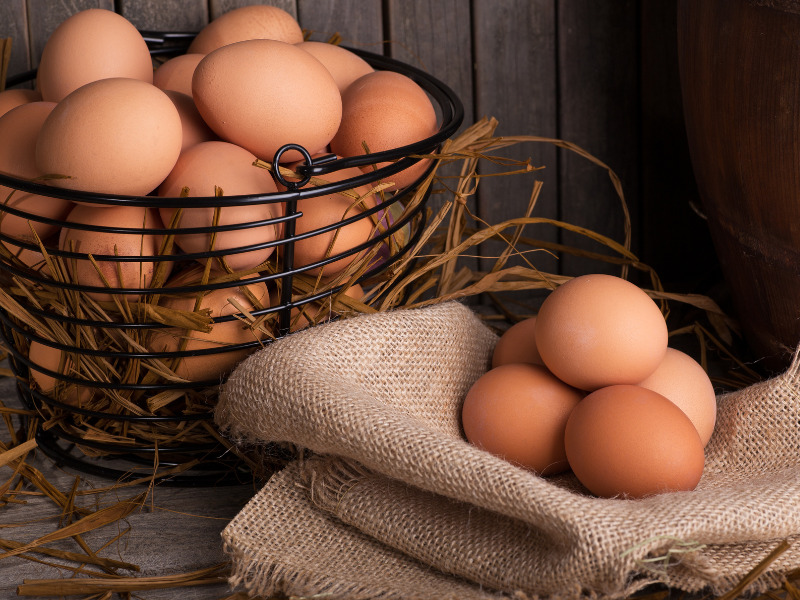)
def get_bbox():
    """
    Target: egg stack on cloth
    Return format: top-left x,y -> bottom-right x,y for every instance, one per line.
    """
217,298 -> 800,599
